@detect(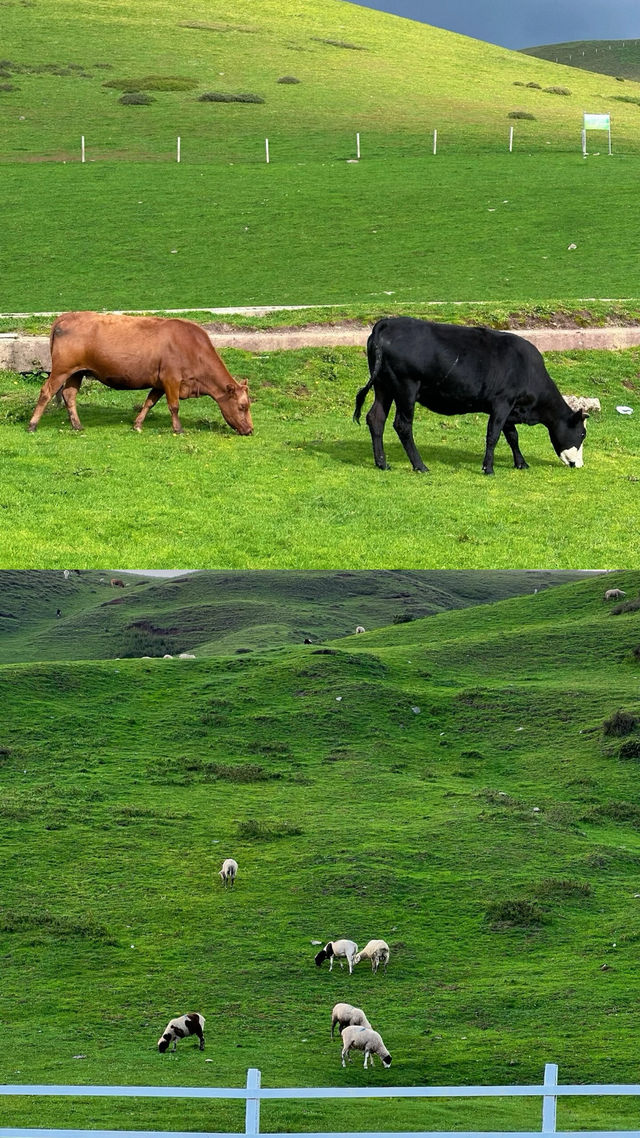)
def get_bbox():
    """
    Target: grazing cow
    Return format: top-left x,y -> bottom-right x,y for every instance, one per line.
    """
604,588 -> 626,601
110,578 -> 126,588
27,312 -> 253,436
354,317 -> 589,475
